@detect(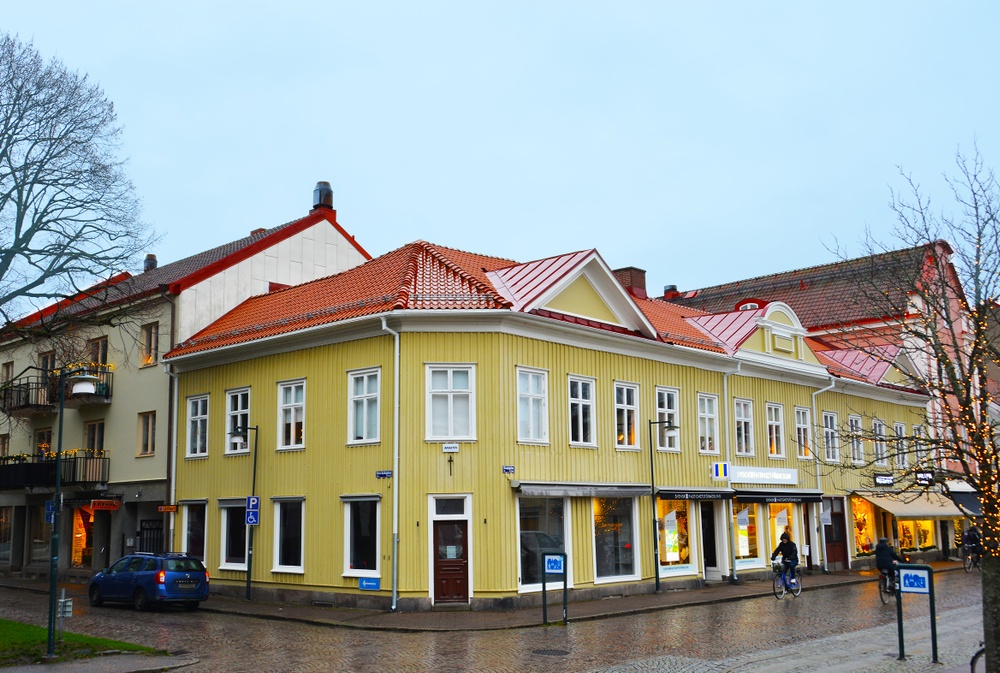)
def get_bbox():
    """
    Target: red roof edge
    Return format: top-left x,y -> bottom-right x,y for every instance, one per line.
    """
12,271 -> 133,328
